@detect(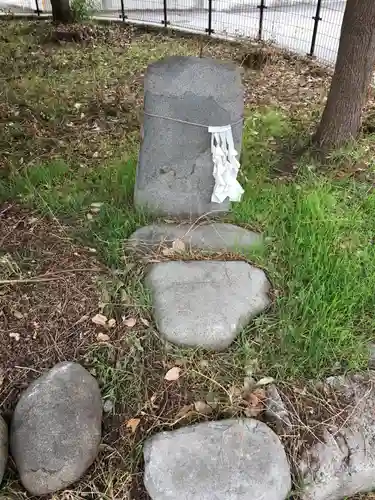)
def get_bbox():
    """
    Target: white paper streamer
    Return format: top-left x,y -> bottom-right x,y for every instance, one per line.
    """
208,125 -> 244,204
